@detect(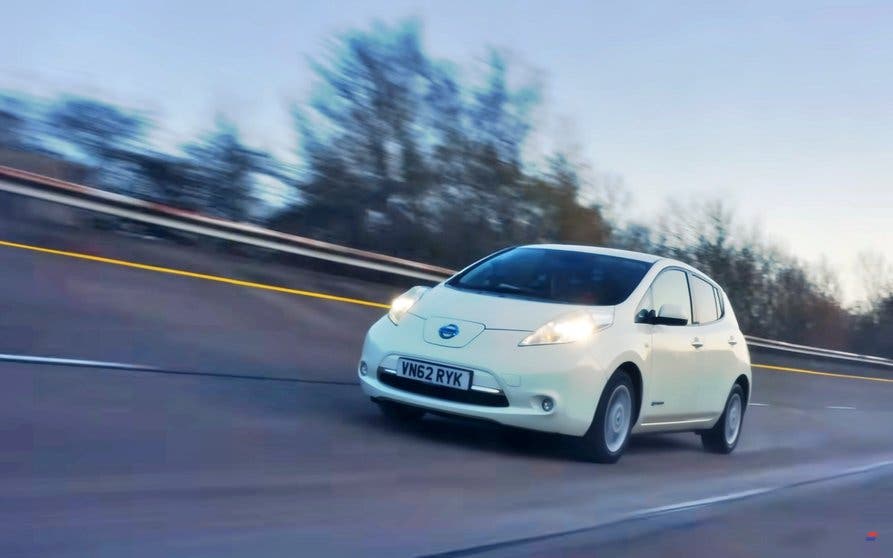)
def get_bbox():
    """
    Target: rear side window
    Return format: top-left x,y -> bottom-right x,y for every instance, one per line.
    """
448,247 -> 653,305
640,269 -> 692,324
690,275 -> 720,324
713,287 -> 725,318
